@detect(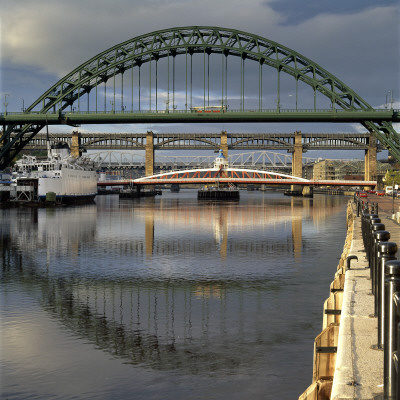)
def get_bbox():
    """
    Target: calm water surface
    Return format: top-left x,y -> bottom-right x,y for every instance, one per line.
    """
1,190 -> 349,399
